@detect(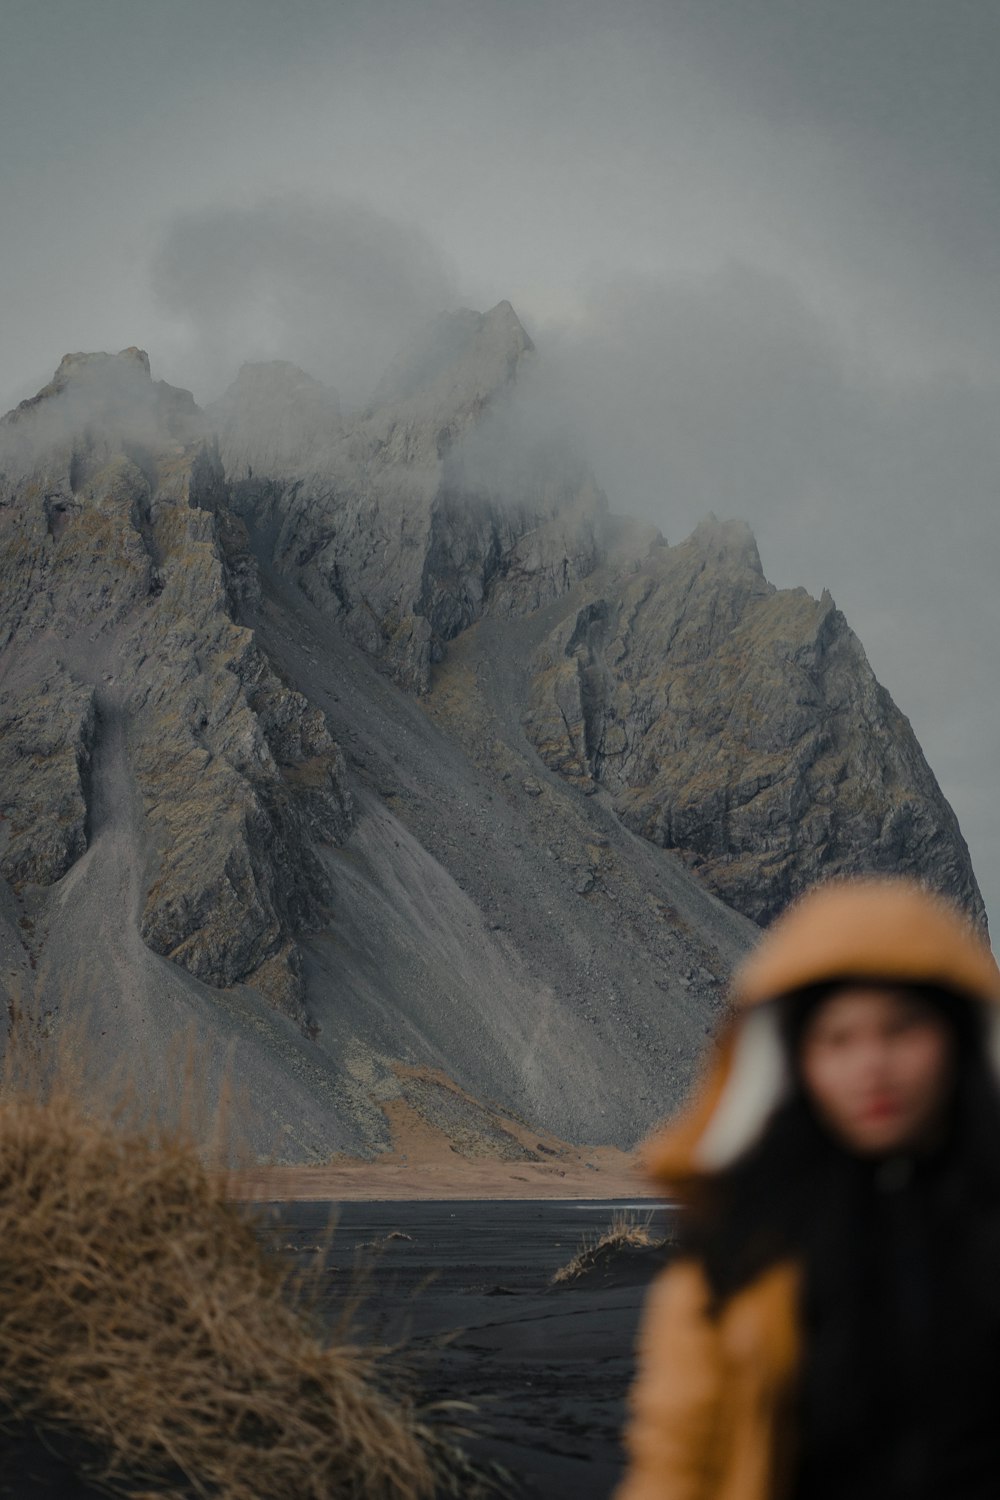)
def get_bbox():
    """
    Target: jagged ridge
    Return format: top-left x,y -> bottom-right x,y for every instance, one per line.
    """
523,517 -> 983,926
220,302 -> 607,690
0,350 -> 351,1026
